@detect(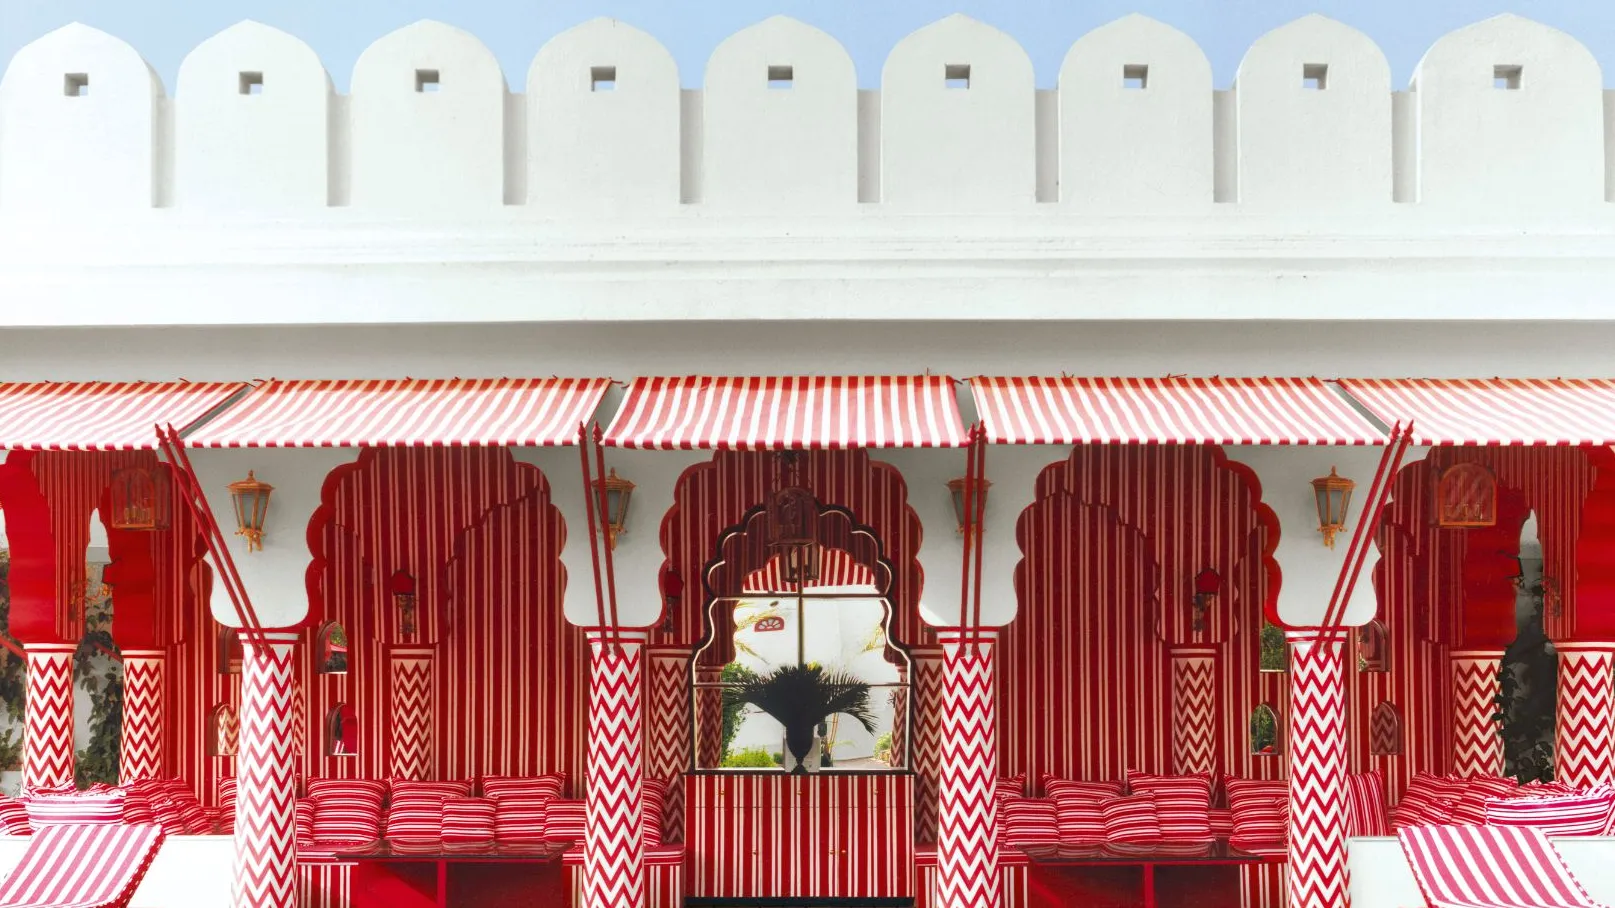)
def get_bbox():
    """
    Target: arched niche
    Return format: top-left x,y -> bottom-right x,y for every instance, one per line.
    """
316,621 -> 348,674
1250,703 -> 1281,756
206,702 -> 238,757
0,23 -> 160,212
217,626 -> 243,674
1357,619 -> 1389,672
526,18 -> 679,213
703,16 -> 857,212
349,20 -> 506,210
1413,15 -> 1603,210
1058,14 -> 1211,211
174,20 -> 331,210
325,703 -> 359,757
880,15 -> 1034,210
1369,701 -> 1403,755
1234,14 -> 1391,208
